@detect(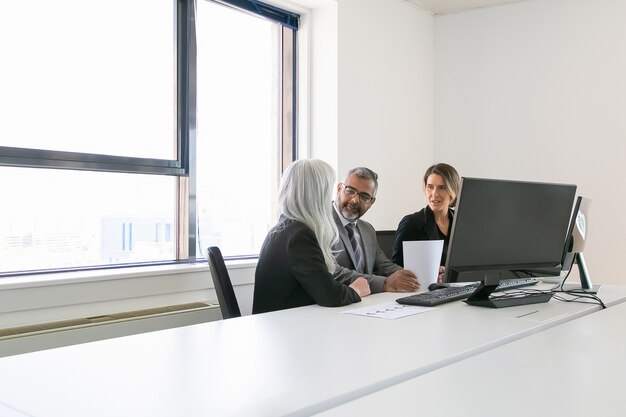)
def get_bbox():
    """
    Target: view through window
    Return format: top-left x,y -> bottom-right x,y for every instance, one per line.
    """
195,1 -> 283,259
0,0 -> 298,274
